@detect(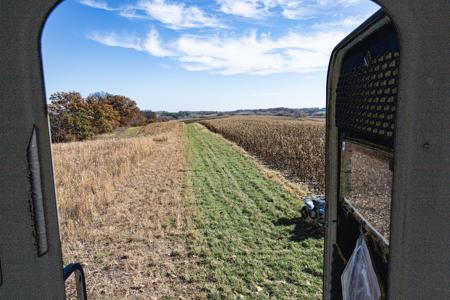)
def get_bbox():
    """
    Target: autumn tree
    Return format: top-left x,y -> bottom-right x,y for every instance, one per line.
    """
103,94 -> 146,126
66,110 -> 95,141
86,93 -> 120,134
48,91 -> 147,142
48,91 -> 95,142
